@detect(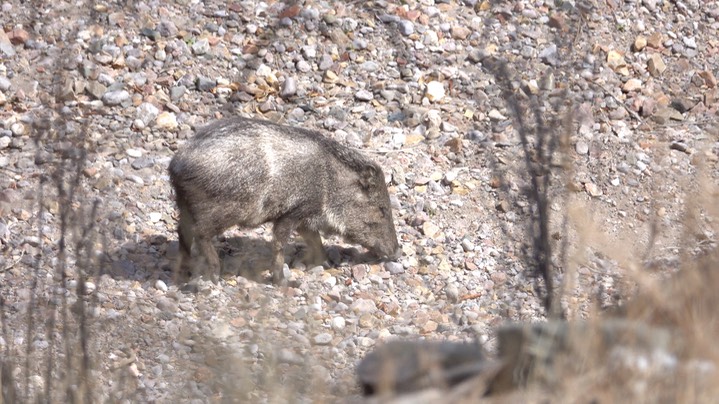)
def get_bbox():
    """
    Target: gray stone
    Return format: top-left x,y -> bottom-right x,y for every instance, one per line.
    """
301,45 -> 317,59
170,86 -> 186,101
539,44 -> 559,66
0,76 -> 10,91
0,31 -> 15,57
445,285 -> 460,303
85,81 -> 107,100
461,239 -> 475,252
575,141 -> 589,155
102,90 -> 130,106
136,102 -> 159,125
280,77 -> 297,98
191,38 -> 210,55
296,60 -> 311,73
355,89 -> 374,101
196,76 -> 215,92
682,37 -> 697,49
157,297 -> 178,313
319,54 -> 334,70
642,0 -> 657,10
313,333 -> 333,346
360,61 -> 379,72
158,20 -> 179,37
398,20 -> 414,36
131,157 -> 154,170
379,14 -> 401,23
351,298 -> 377,314
354,38 -> 369,50
125,174 -> 145,185
384,261 -> 404,274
